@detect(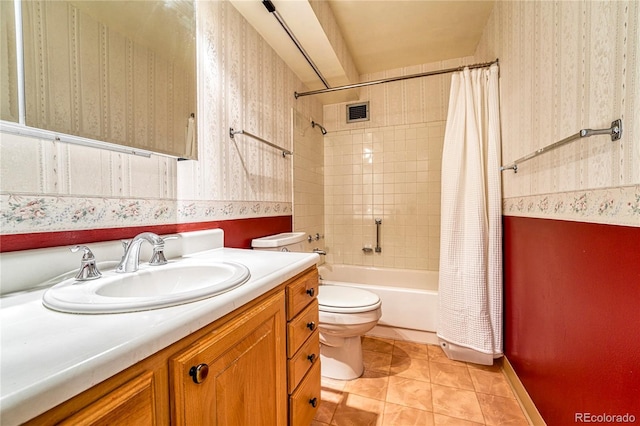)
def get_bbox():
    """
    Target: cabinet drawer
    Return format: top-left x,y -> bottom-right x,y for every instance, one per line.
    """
286,269 -> 318,321
289,361 -> 321,426
287,299 -> 319,357
287,330 -> 320,393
